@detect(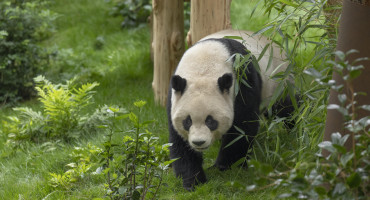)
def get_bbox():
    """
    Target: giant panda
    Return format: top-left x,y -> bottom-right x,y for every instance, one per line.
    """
166,29 -> 291,191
